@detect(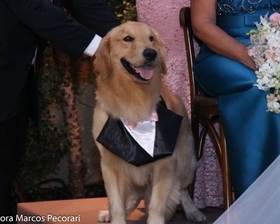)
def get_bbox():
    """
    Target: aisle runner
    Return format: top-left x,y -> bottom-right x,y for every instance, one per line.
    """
214,155 -> 280,224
